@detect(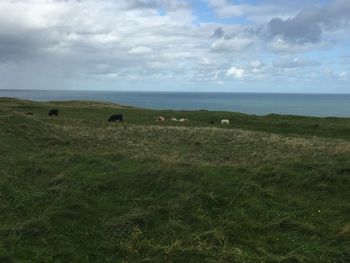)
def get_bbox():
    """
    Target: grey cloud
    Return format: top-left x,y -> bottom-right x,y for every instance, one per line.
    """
126,0 -> 161,10
267,16 -> 322,44
209,0 -> 350,53
55,0 -> 169,10
211,27 -> 224,39
125,0 -> 189,11
0,0 -> 206,89
266,0 -> 350,44
1,0 -> 348,91
210,26 -> 255,52
0,29 -> 57,62
0,34 -> 37,61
